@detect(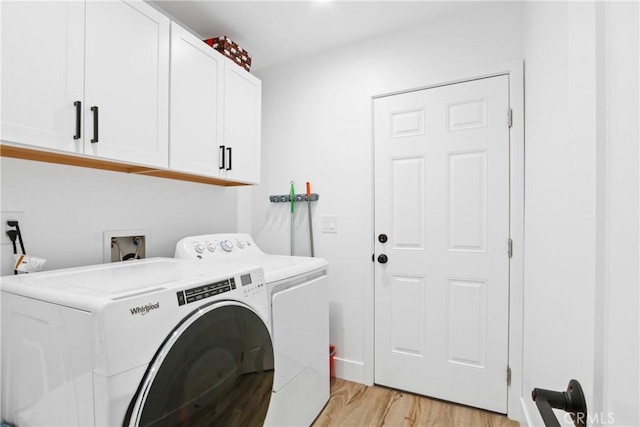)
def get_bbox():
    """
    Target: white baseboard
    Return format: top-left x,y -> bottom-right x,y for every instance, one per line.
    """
521,396 -> 539,427
333,356 -> 367,385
